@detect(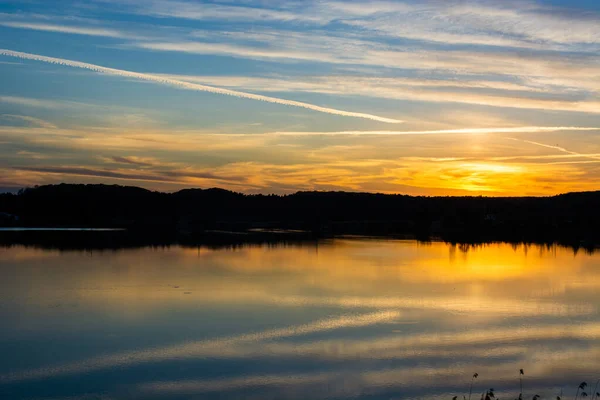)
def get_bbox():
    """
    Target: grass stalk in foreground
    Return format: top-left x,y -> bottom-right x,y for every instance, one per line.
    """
452,371 -> 598,400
